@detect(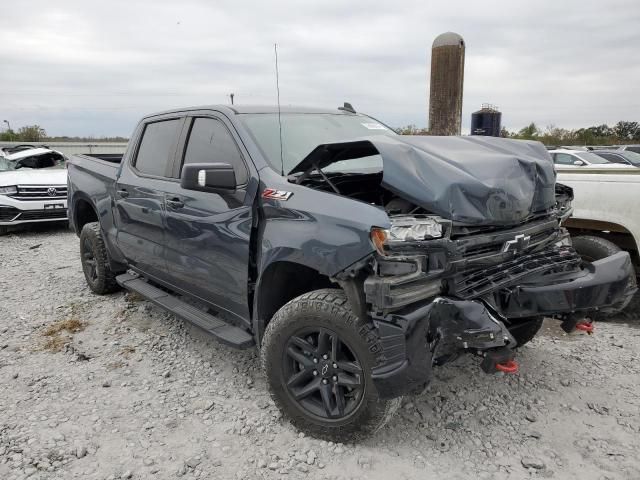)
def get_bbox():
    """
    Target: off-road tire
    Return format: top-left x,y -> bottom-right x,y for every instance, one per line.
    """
261,289 -> 401,441
79,222 -> 120,294
508,317 -> 544,347
572,235 -> 637,318
572,235 -> 621,262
